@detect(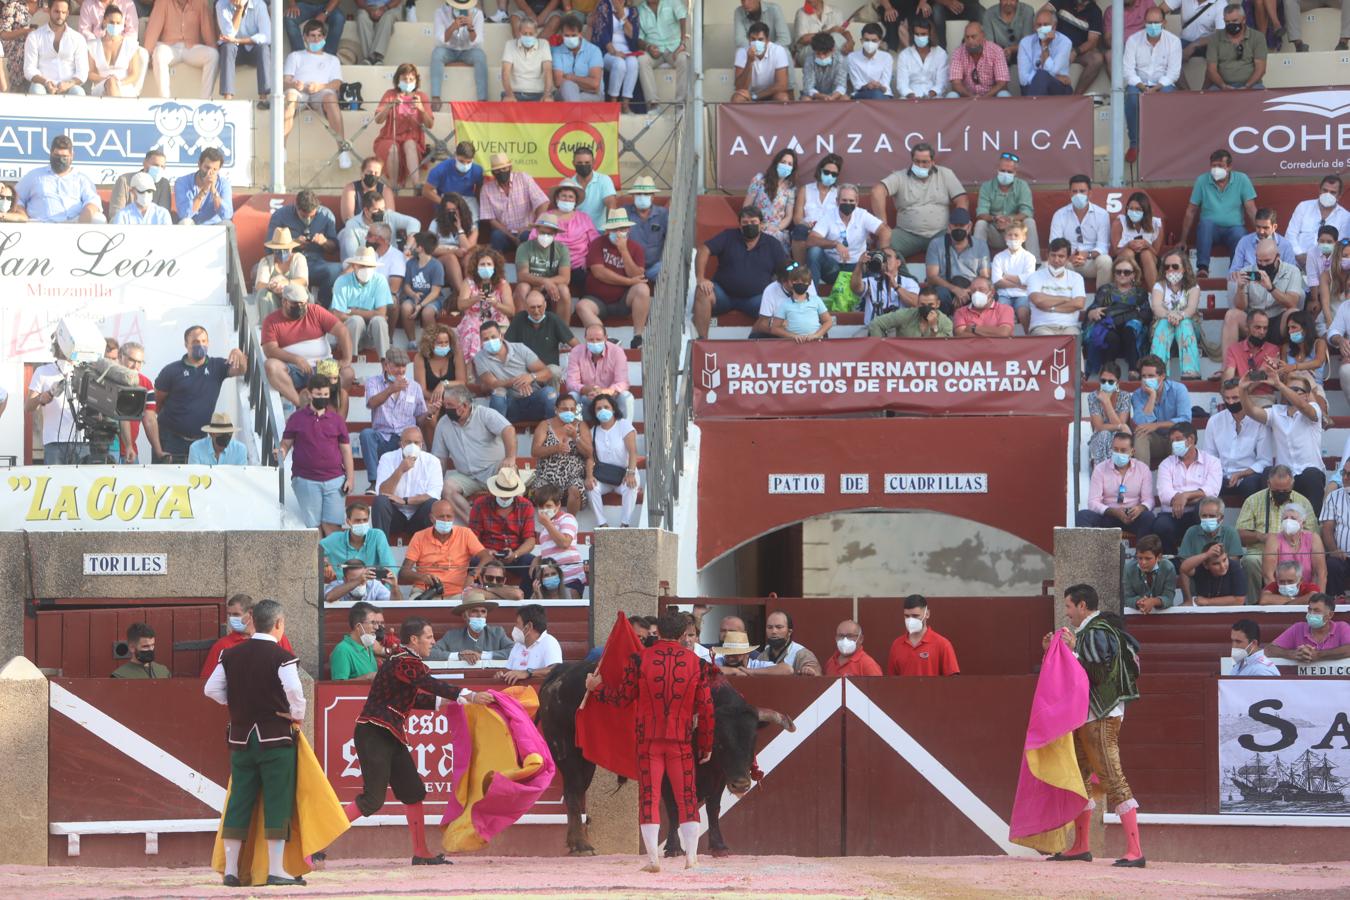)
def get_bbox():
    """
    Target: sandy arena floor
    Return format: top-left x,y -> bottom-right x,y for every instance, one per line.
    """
3,855 -> 1350,899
